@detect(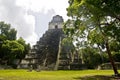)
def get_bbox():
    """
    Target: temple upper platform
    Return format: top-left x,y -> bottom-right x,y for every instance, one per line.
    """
49,15 -> 64,29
